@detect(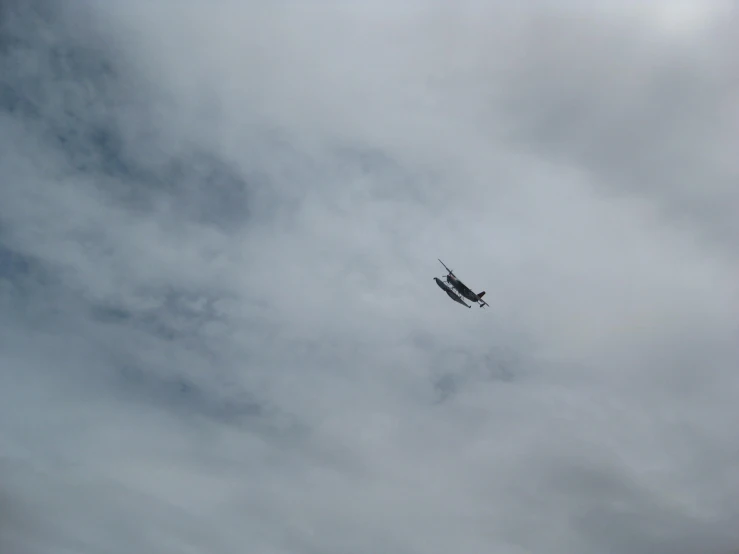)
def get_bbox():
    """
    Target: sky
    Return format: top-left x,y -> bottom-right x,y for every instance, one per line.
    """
1,0 -> 739,552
